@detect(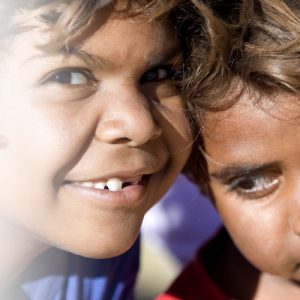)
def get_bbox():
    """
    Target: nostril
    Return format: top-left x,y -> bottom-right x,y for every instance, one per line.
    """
94,135 -> 131,144
151,126 -> 163,140
94,112 -> 162,145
